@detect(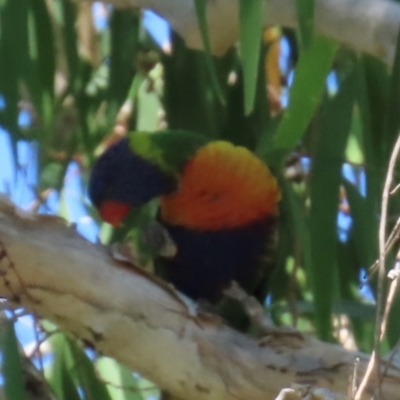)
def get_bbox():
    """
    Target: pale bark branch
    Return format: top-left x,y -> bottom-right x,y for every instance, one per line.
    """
73,0 -> 400,66
0,199 -> 399,399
